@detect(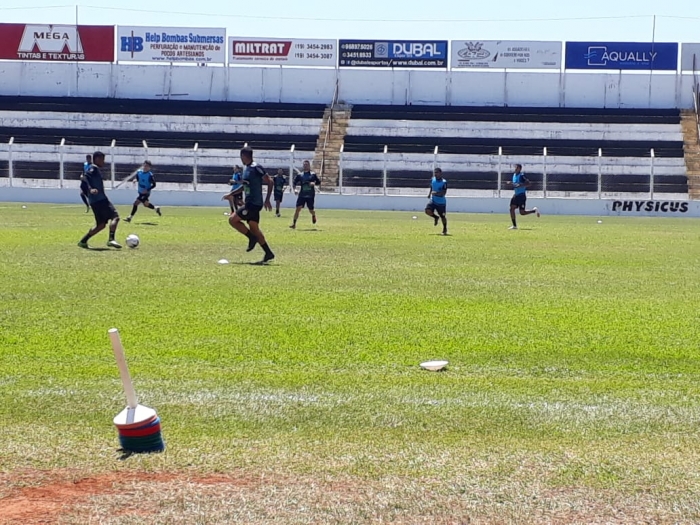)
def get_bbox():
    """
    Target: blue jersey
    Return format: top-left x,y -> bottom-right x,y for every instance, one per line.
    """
513,173 -> 528,196
136,169 -> 155,194
430,177 -> 447,205
231,171 -> 243,191
242,163 -> 267,206
294,172 -> 321,197
83,162 -> 90,174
